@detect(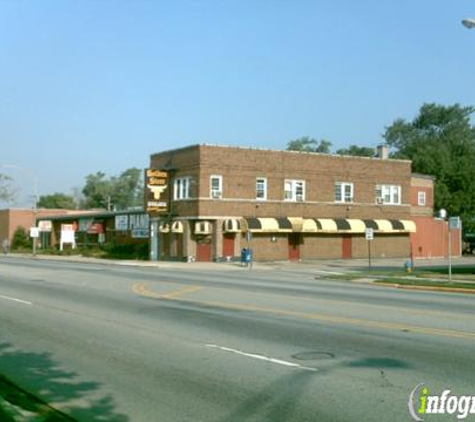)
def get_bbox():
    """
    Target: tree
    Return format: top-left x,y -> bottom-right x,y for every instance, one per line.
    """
383,103 -> 475,230
82,168 -> 143,211
82,172 -> 112,209
37,193 -> 76,209
336,145 -> 375,157
286,137 -> 332,153
0,173 -> 15,203
11,226 -> 31,250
